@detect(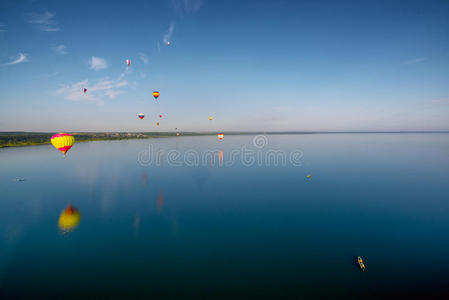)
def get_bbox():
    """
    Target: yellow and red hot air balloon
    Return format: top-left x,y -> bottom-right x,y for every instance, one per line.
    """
51,133 -> 75,156
58,204 -> 81,232
153,91 -> 160,100
217,133 -> 224,140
